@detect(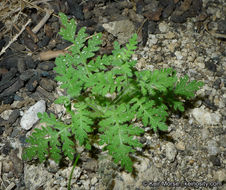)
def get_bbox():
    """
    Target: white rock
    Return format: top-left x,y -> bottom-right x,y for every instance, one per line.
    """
201,128 -> 210,140
20,100 -> 46,130
132,54 -> 138,61
0,110 -> 13,120
71,167 -> 82,180
158,22 -> 169,33
165,142 -> 177,162
219,135 -> 226,148
194,56 -> 205,69
191,108 -> 221,125
60,181 -> 67,187
164,31 -> 175,39
148,36 -> 158,46
82,179 -> 90,189
137,164 -> 163,187
175,51 -> 183,60
113,179 -> 124,190
207,140 -> 220,155
48,159 -> 59,173
214,169 -> 226,182
91,177 -> 98,185
175,141 -> 185,151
